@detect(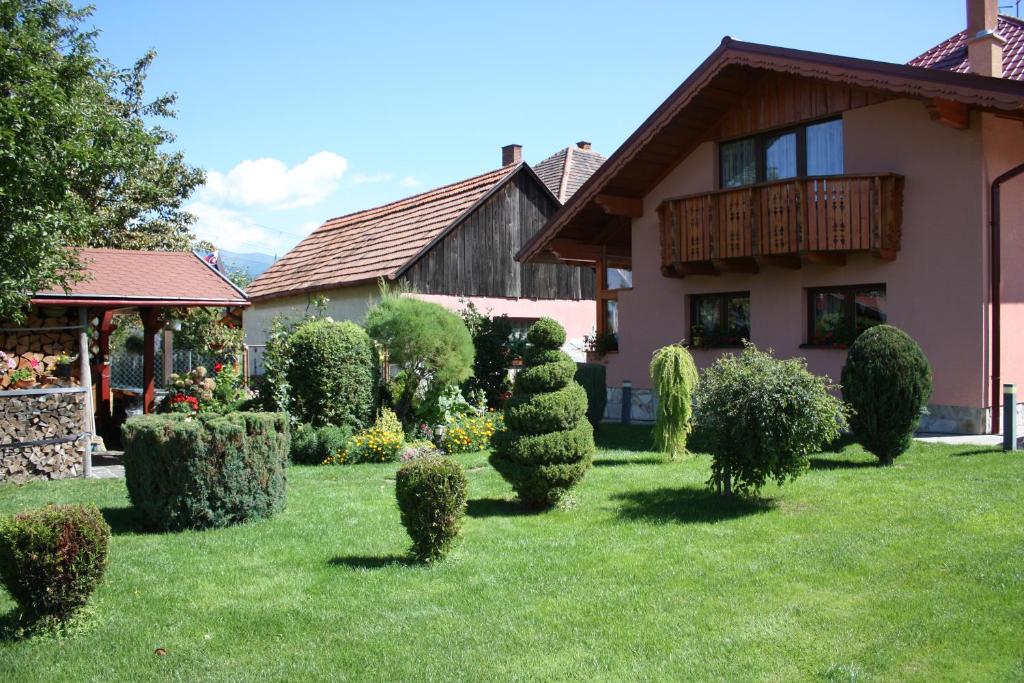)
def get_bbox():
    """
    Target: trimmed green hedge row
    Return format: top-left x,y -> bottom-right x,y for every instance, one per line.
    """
574,363 -> 607,429
121,412 -> 289,531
